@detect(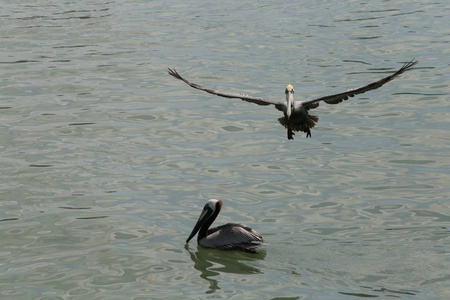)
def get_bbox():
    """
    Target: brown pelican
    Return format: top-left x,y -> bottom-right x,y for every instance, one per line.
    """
186,199 -> 264,253
168,59 -> 417,140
